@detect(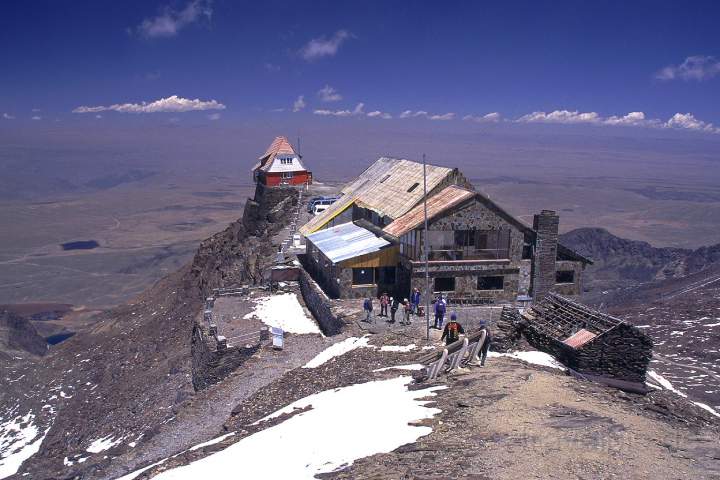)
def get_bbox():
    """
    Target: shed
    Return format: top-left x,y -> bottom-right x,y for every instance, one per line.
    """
521,293 -> 653,384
